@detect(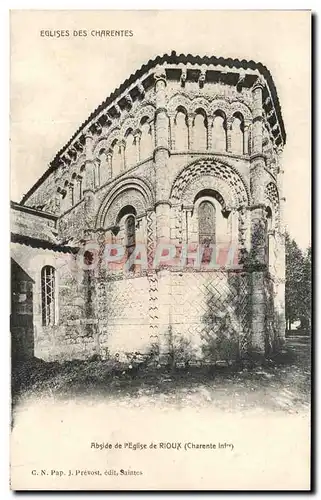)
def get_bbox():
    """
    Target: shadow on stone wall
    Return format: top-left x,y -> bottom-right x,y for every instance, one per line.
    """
166,325 -> 198,369
200,272 -> 251,364
11,259 -> 35,366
